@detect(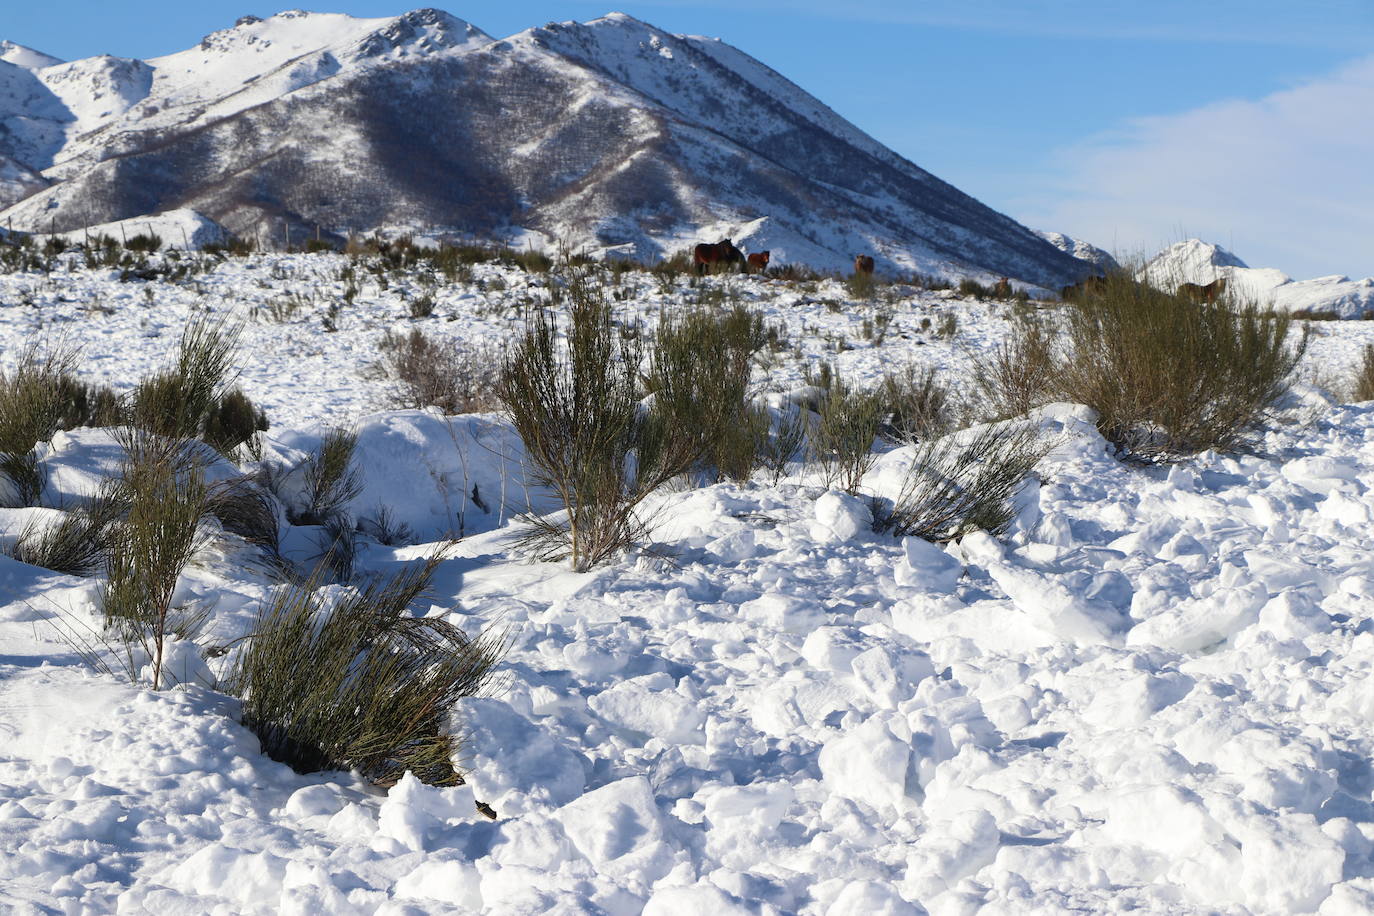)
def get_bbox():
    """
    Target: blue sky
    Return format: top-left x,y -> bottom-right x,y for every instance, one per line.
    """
6,1 -> 1373,278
